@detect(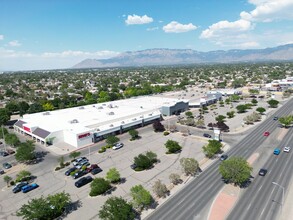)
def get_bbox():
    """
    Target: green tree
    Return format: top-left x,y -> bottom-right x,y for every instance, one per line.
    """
58,156 -> 65,167
185,111 -> 193,118
130,185 -> 153,209
165,140 -> 182,154
16,192 -> 71,220
145,151 -> 157,163
169,173 -> 181,185
230,94 -> 241,102
248,89 -> 259,94
179,158 -> 199,176
106,168 -> 121,183
226,111 -> 235,118
236,104 -> 248,113
0,108 -> 11,126
90,178 -> 111,197
219,157 -> 252,186
256,107 -> 266,114
129,129 -> 139,140
267,99 -> 279,108
152,180 -> 168,198
99,197 -> 135,220
202,140 -> 222,158
15,141 -> 35,162
43,102 -> 54,111
106,135 -> 120,146
215,115 -> 226,123
5,101 -> 19,114
153,120 -> 165,132
134,154 -> 152,170
3,175 -> 12,186
18,101 -> 30,116
0,127 -> 8,139
16,170 -> 31,182
69,151 -> 81,160
251,98 -> 258,106
4,133 -> 20,147
279,115 -> 293,128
